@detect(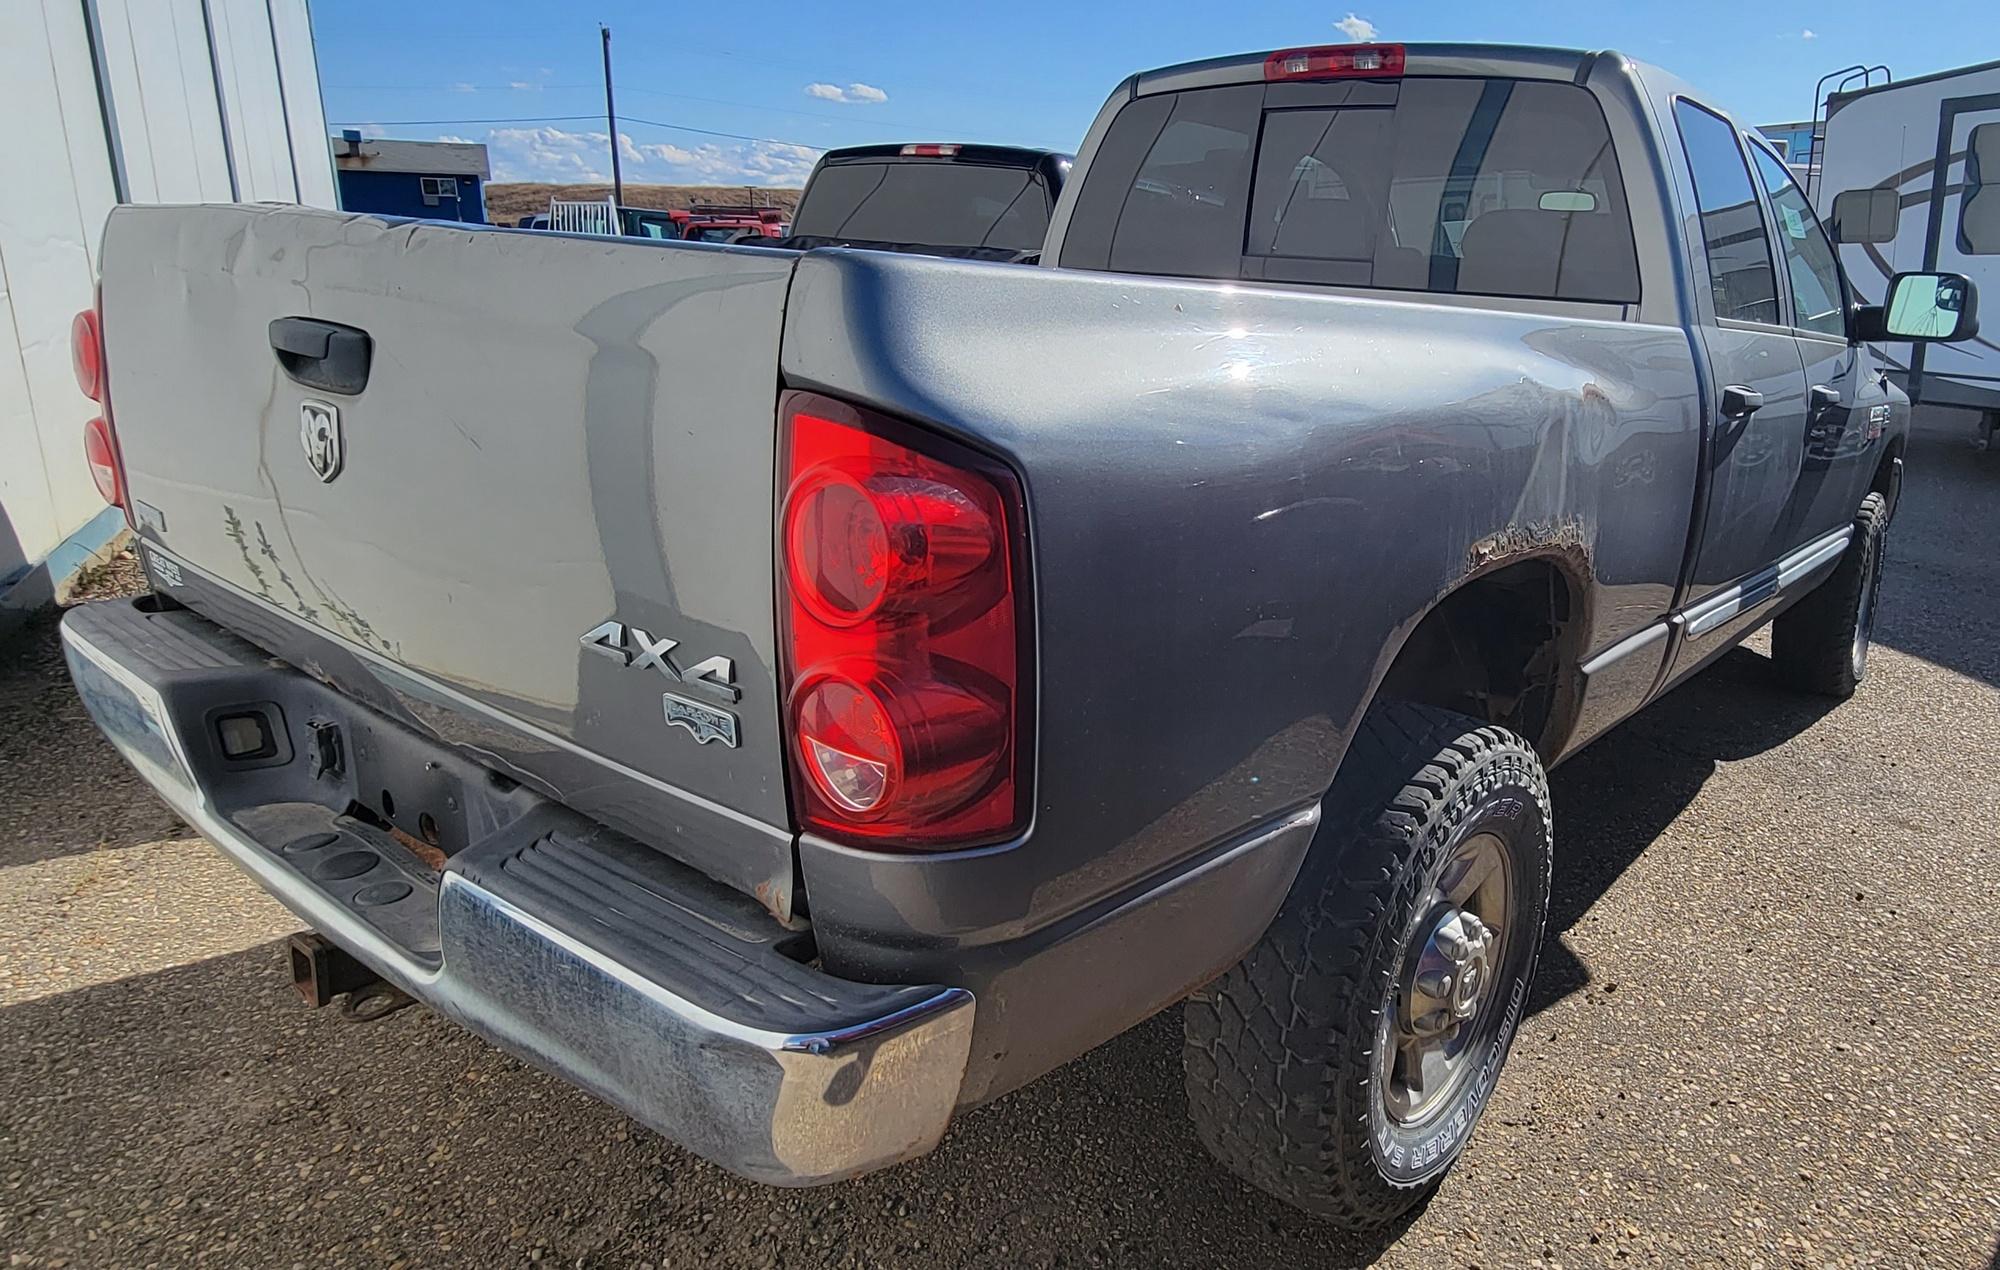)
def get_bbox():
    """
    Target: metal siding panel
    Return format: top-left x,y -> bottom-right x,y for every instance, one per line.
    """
207,0 -> 299,202
268,0 -> 338,207
0,0 -> 125,565
44,0 -> 119,273
94,0 -> 234,202
87,1 -> 158,201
